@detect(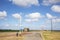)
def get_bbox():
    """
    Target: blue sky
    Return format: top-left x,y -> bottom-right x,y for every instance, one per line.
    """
0,0 -> 60,30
